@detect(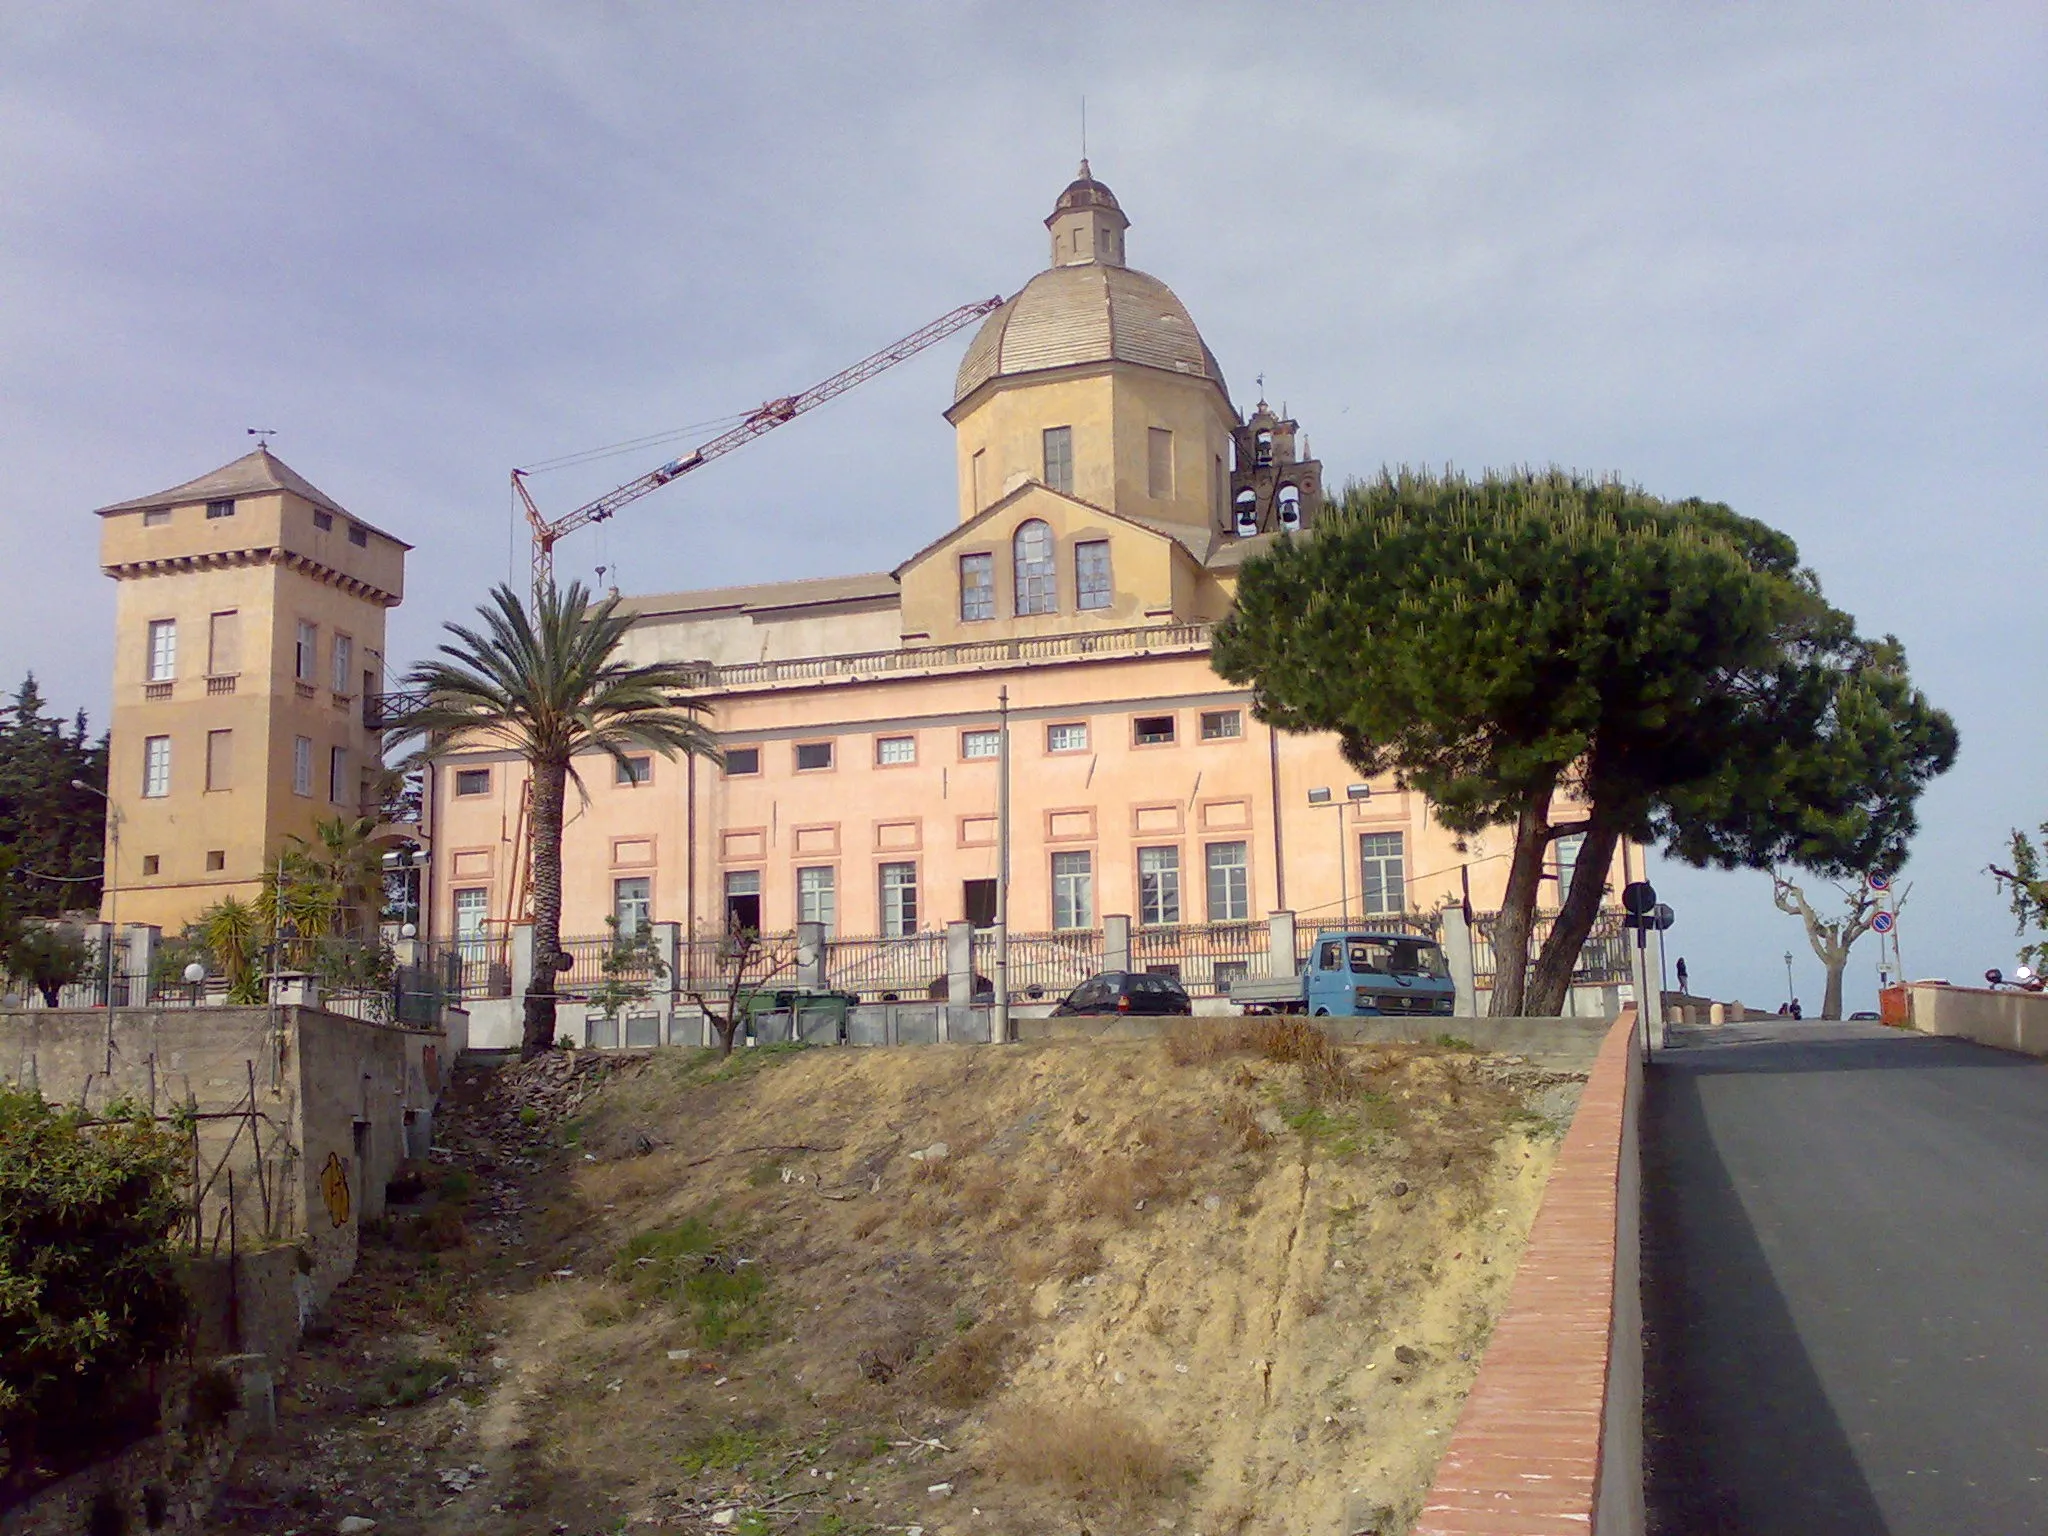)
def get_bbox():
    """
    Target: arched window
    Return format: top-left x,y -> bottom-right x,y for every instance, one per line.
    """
1014,520 -> 1056,615
1277,484 -> 1302,532
1255,430 -> 1274,467
1233,488 -> 1259,537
